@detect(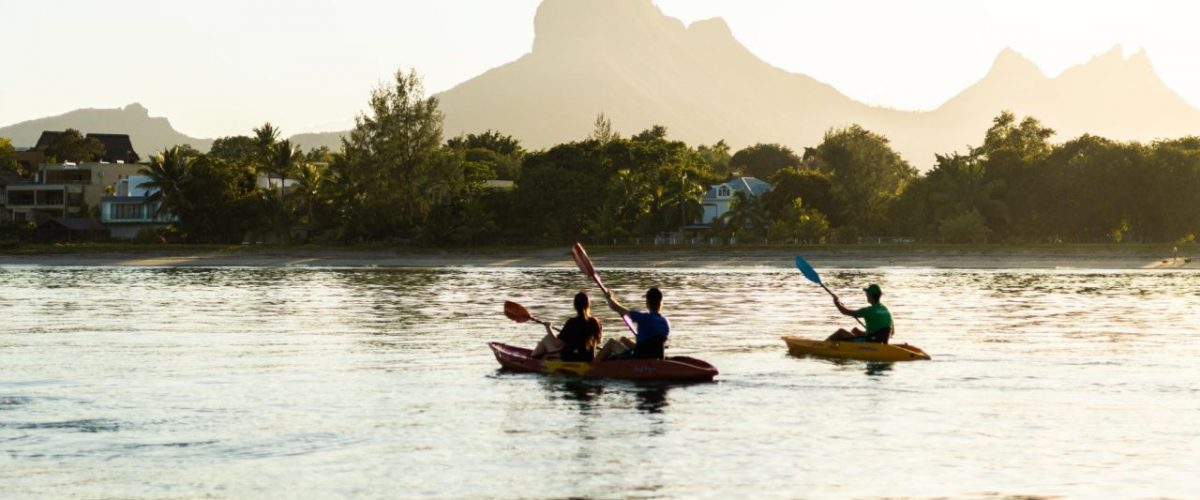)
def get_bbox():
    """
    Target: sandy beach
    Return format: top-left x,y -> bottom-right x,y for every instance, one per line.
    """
0,245 -> 1194,269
